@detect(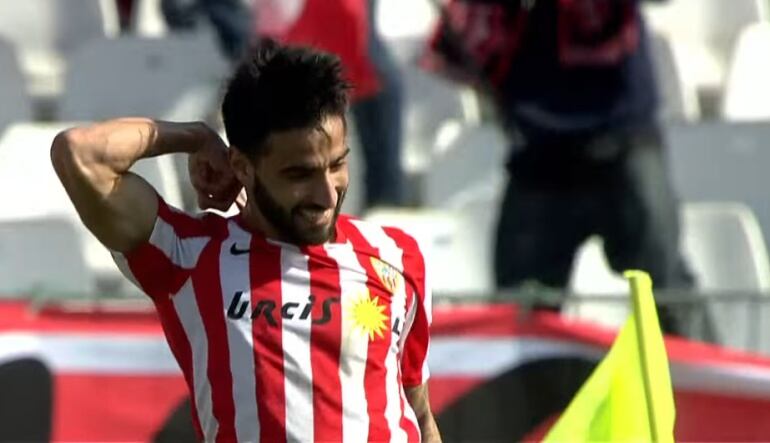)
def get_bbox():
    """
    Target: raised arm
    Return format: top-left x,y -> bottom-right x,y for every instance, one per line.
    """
50,118 -> 238,253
